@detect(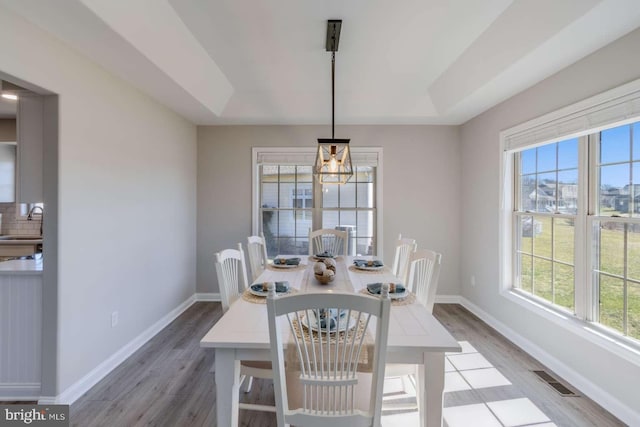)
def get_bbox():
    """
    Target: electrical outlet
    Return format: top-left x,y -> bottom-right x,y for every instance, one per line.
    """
470,275 -> 476,287
111,311 -> 119,328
